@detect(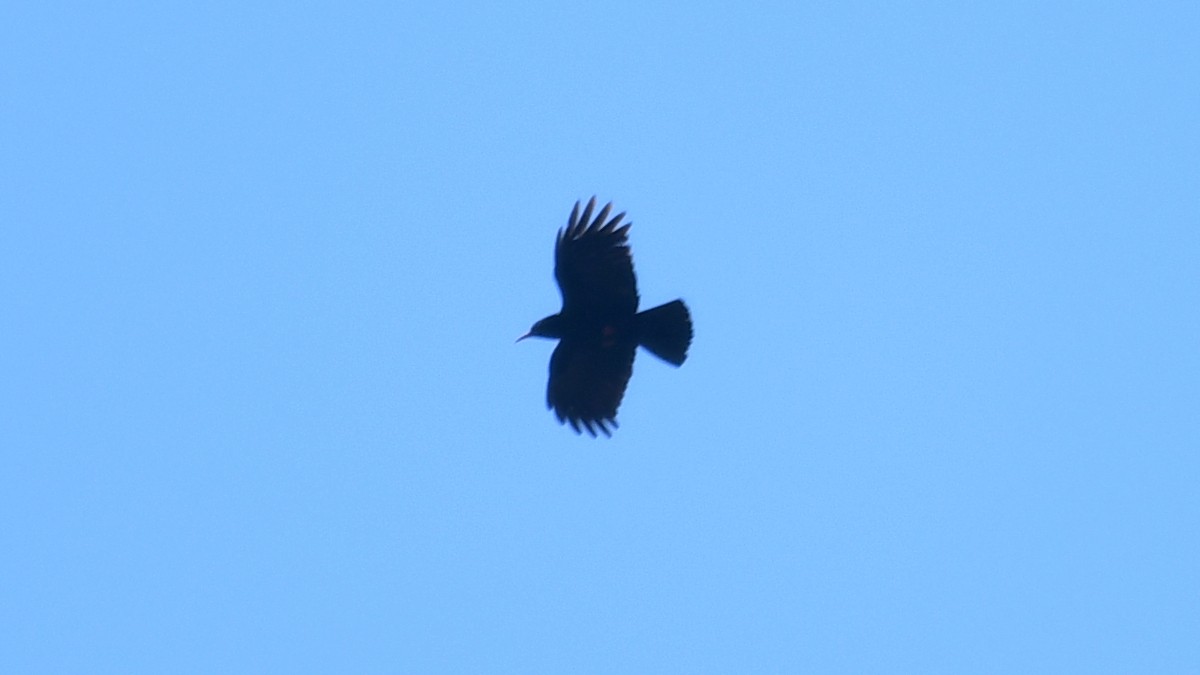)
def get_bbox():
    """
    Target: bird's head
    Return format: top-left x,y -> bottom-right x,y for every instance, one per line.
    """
517,314 -> 565,342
